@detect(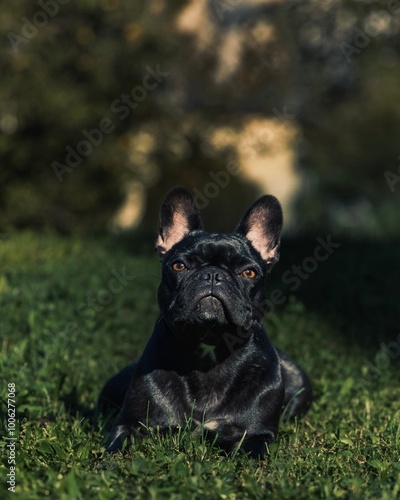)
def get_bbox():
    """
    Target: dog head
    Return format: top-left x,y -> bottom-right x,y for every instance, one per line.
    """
155,187 -> 283,345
